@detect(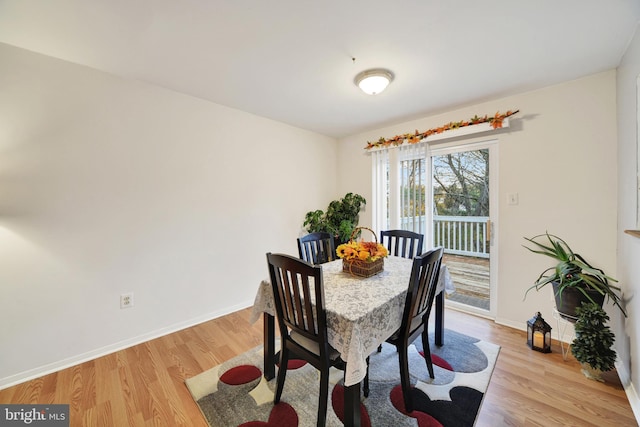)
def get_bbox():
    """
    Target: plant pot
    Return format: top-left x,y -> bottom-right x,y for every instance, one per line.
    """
552,282 -> 605,322
580,362 -> 605,382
